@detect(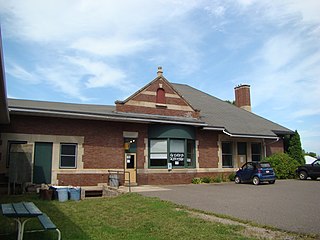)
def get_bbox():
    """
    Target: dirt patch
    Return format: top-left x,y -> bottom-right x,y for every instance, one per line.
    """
177,208 -> 316,240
